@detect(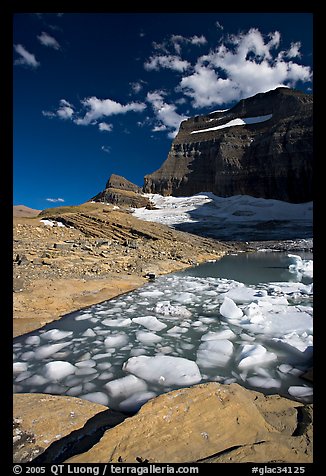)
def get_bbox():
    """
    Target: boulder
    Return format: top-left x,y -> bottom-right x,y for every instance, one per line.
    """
13,393 -> 126,463
67,382 -> 312,463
